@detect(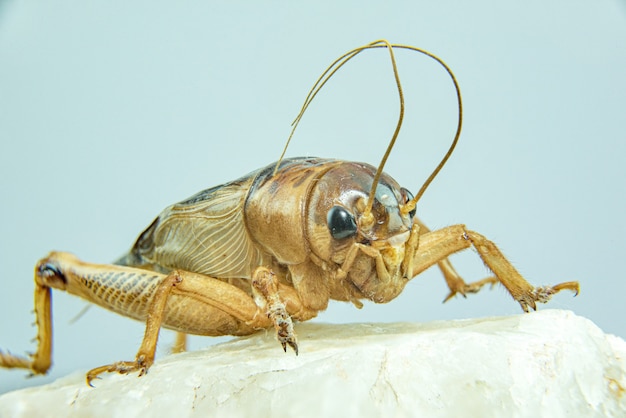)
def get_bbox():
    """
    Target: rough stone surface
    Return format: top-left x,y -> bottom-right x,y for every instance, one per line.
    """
1,310 -> 624,418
